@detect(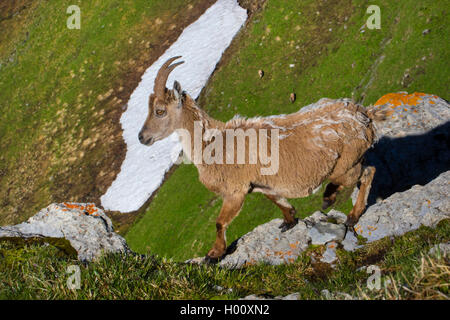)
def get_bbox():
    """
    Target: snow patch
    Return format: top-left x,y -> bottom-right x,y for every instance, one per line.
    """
100,0 -> 247,212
